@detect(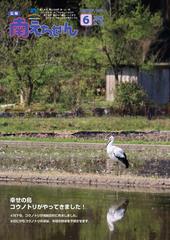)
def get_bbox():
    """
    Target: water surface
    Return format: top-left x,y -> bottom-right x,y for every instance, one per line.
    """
0,184 -> 169,240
